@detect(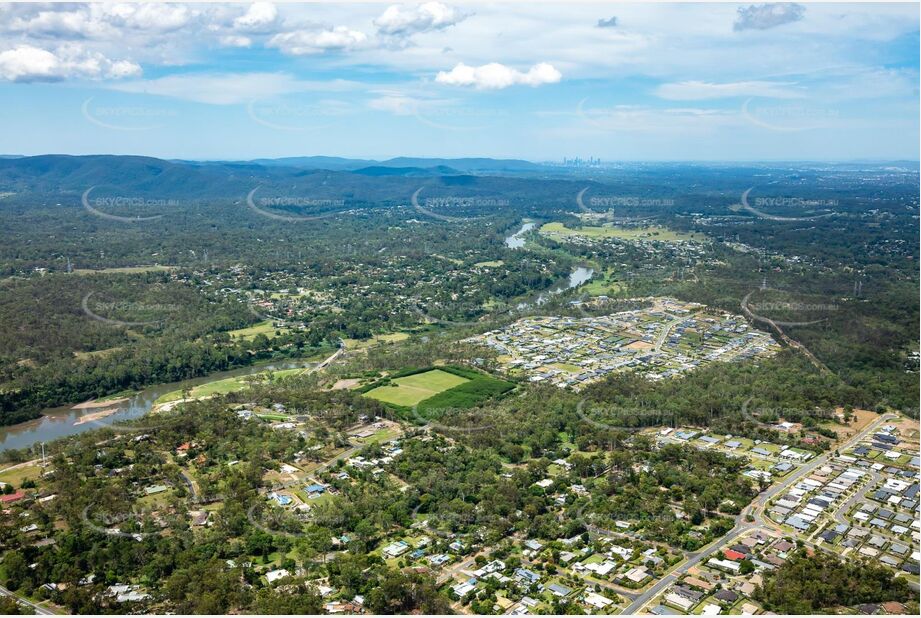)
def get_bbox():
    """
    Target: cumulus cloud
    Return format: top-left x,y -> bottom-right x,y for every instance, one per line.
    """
233,2 -> 279,33
0,3 -> 200,79
101,3 -> 193,32
435,62 -> 561,89
734,3 -> 805,31
4,3 -> 195,38
375,2 -> 468,36
4,8 -> 113,39
268,27 -> 368,55
597,17 -> 618,28
0,44 -> 141,82
655,80 -> 802,100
